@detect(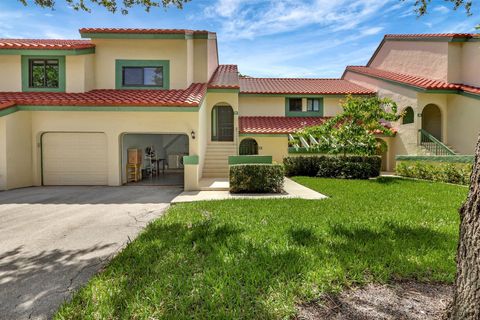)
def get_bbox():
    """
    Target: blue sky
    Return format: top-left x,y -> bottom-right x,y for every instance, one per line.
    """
0,0 -> 478,78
